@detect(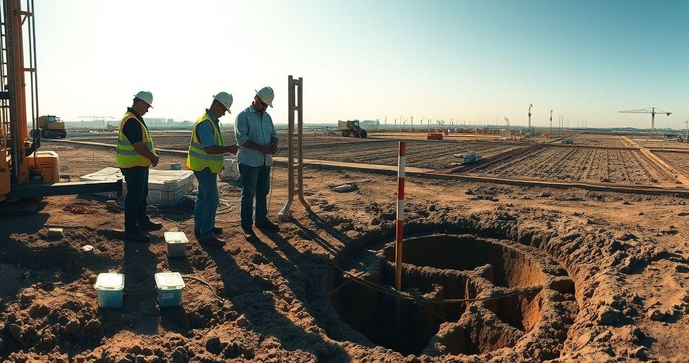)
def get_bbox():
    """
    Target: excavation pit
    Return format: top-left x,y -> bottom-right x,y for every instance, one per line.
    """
328,234 -> 578,358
